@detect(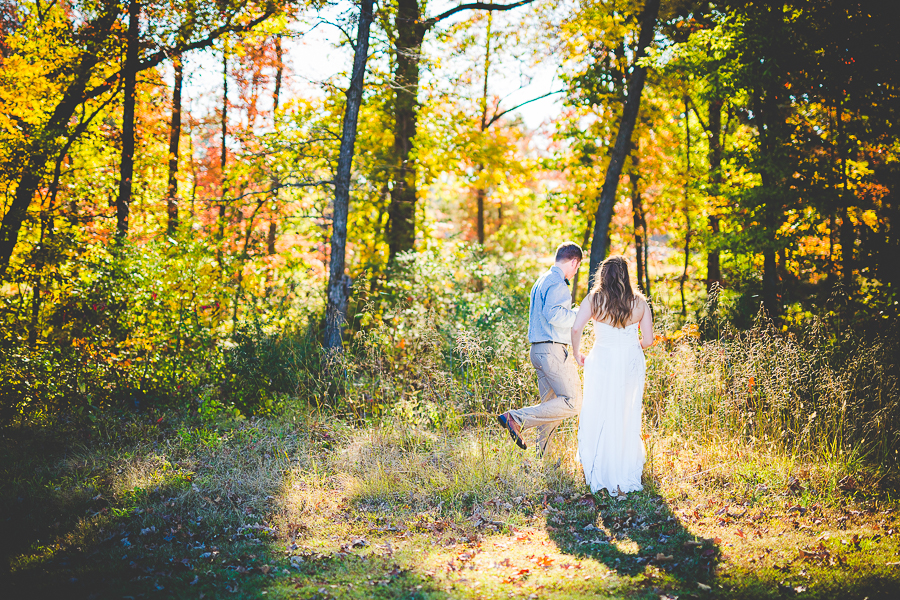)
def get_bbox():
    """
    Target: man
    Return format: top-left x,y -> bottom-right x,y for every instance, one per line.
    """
498,242 -> 583,454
